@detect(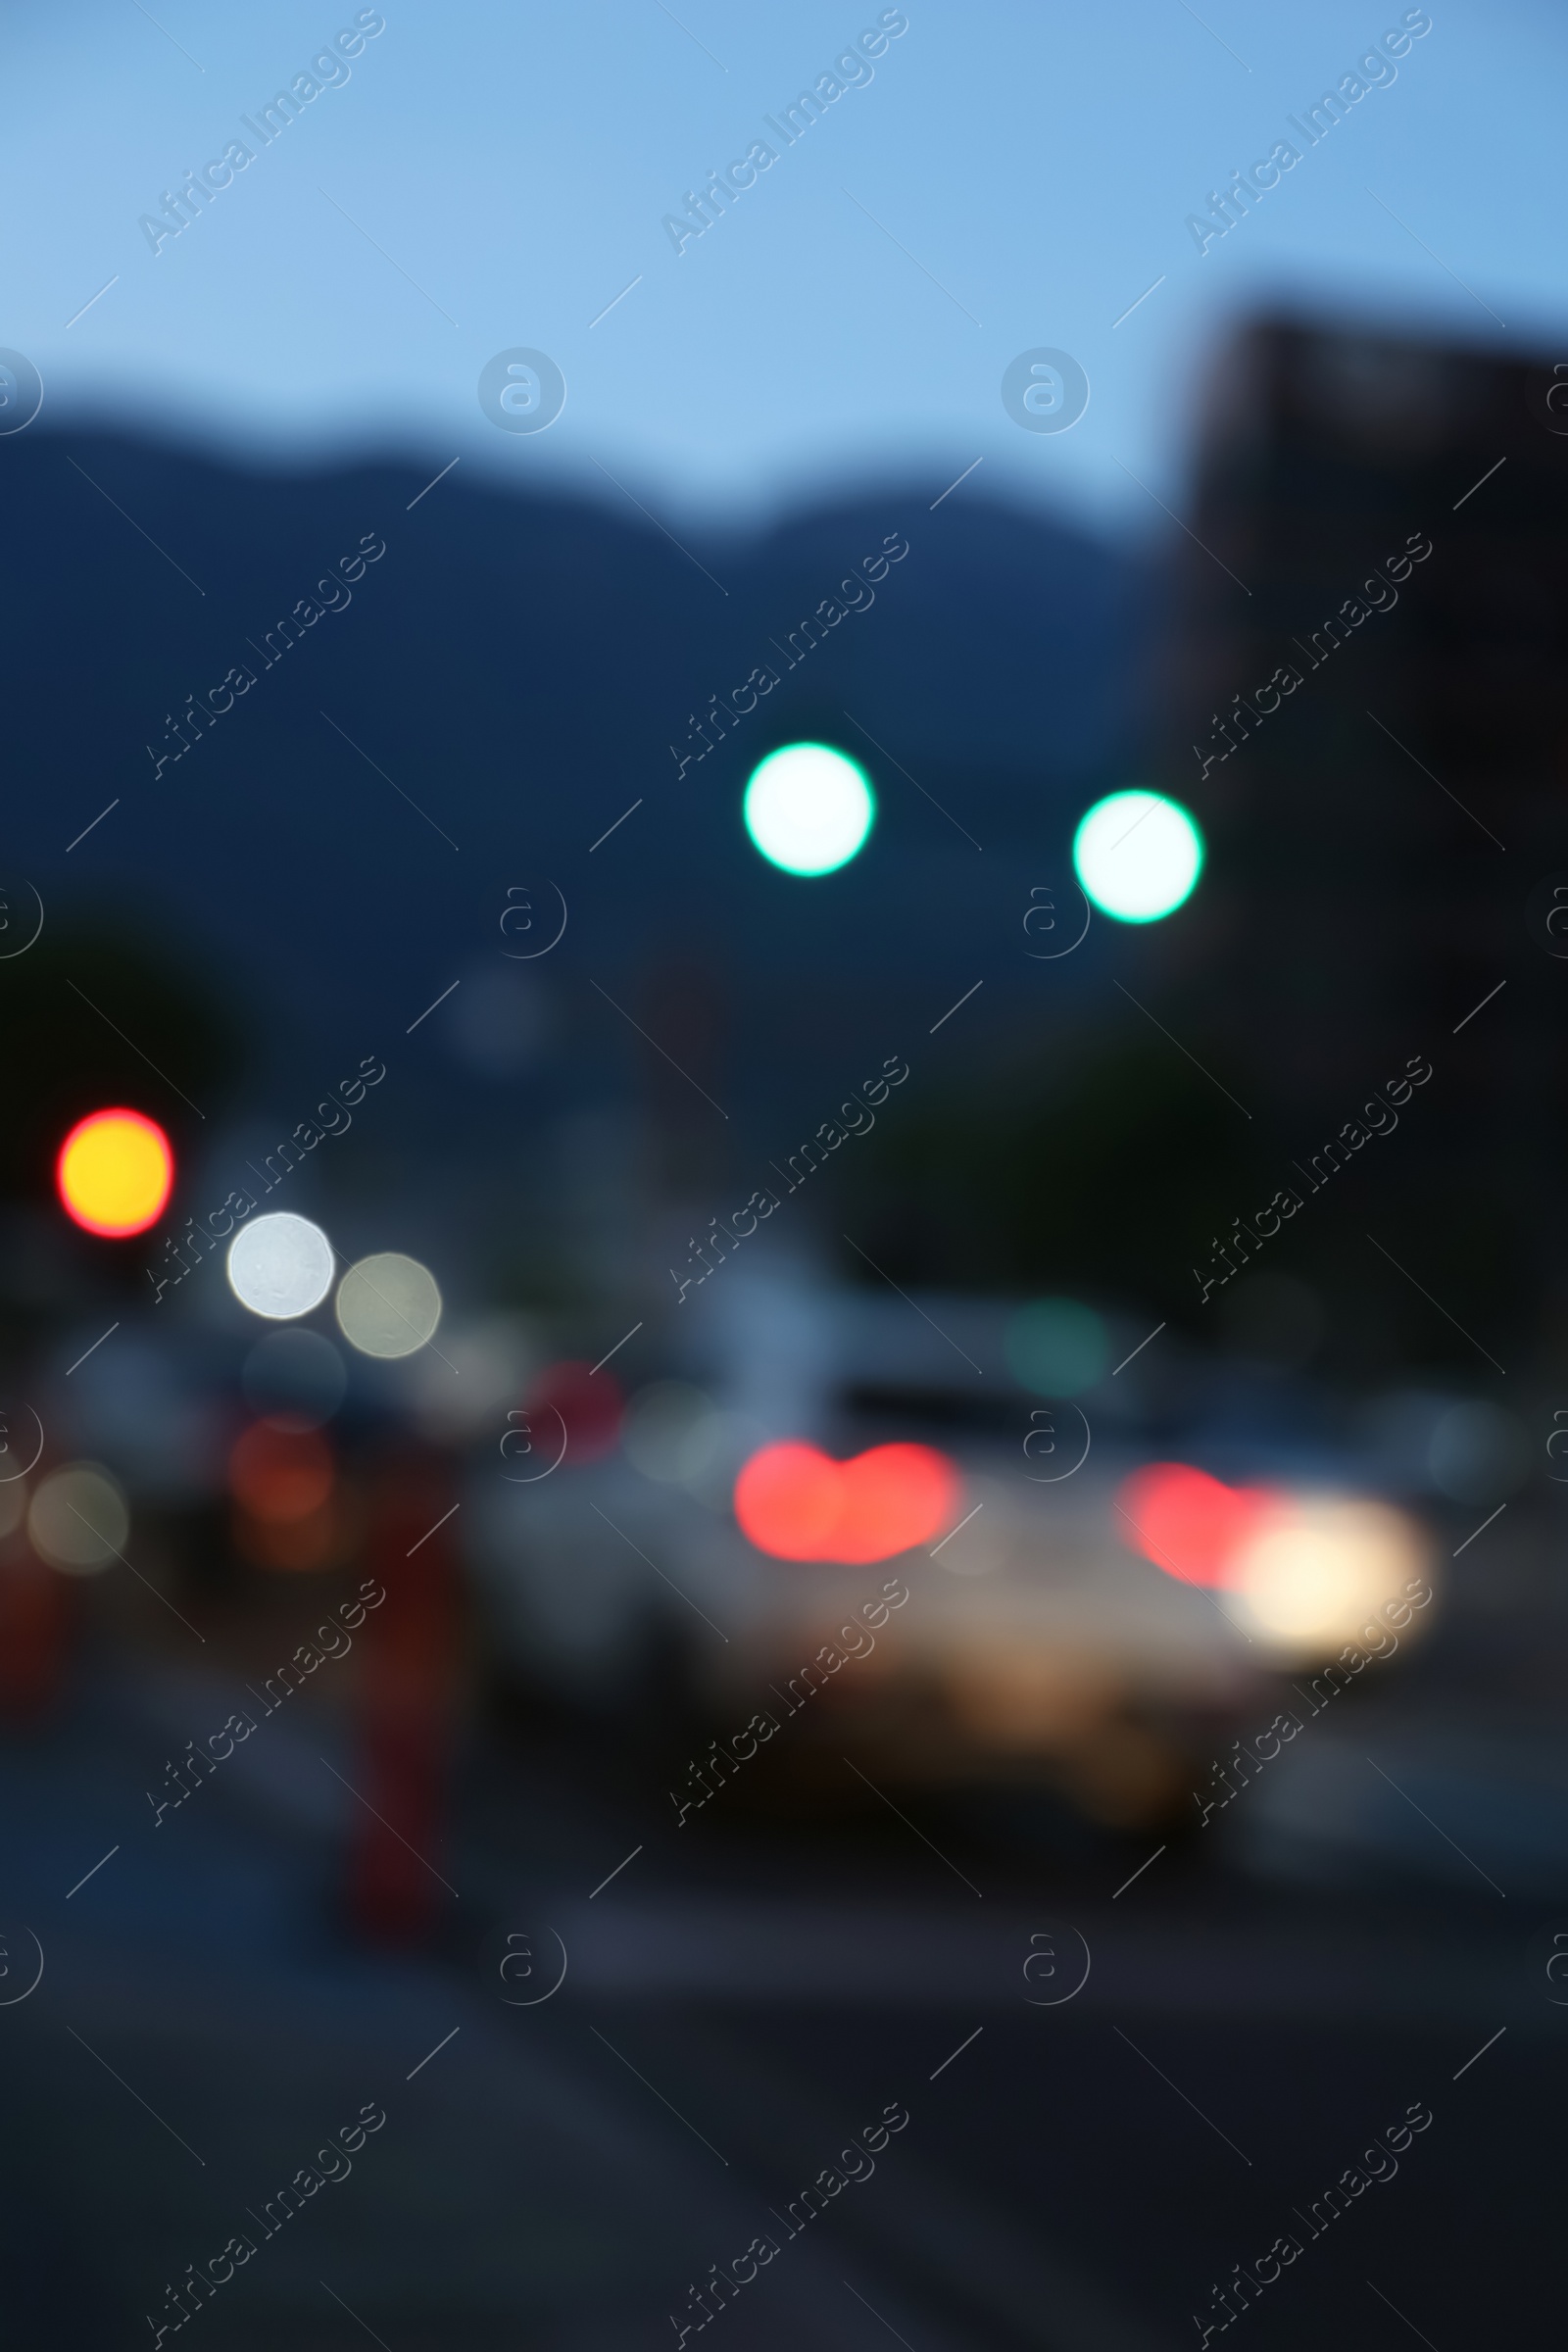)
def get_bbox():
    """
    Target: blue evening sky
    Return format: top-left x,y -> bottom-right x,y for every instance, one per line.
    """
3,0 -> 1555,532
